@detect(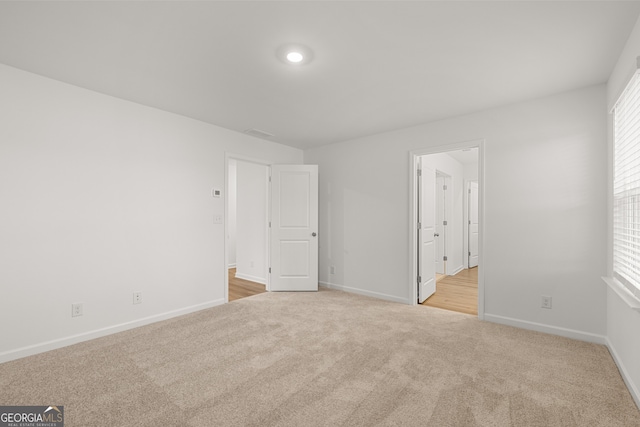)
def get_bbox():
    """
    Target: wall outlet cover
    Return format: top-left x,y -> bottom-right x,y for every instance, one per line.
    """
72,303 -> 83,317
